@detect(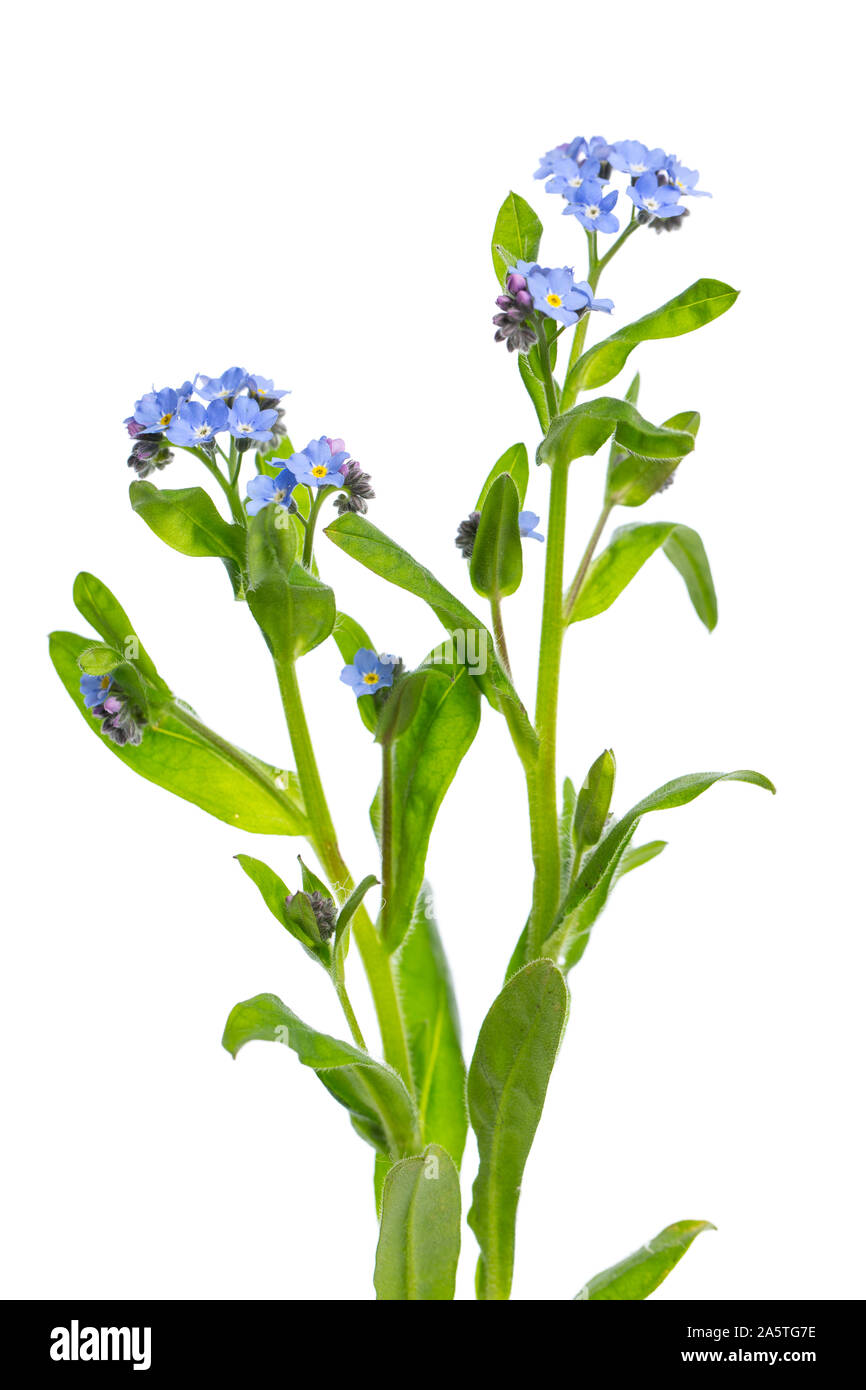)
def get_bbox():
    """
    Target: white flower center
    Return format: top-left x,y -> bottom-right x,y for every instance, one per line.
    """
645,197 -> 659,211
633,162 -> 647,173
587,205 -> 600,218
